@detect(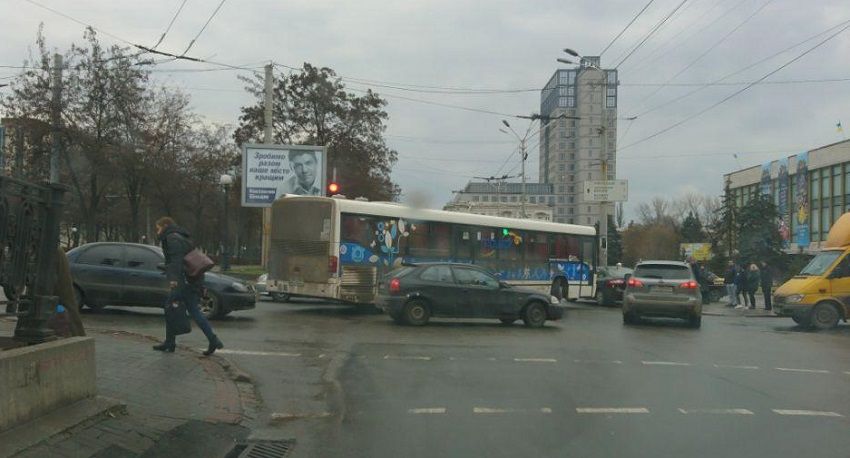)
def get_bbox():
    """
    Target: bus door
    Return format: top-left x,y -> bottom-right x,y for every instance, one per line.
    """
577,236 -> 596,299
